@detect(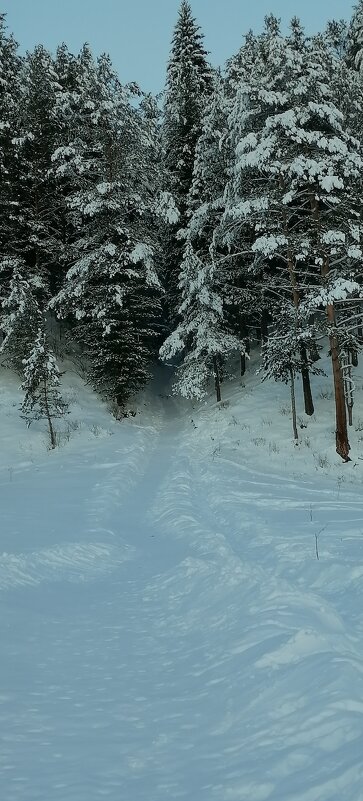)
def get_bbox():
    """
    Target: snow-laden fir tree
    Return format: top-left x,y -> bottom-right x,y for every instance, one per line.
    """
0,15 -> 22,267
346,1 -> 363,74
261,307 -> 322,441
160,240 -> 242,401
225,29 -> 261,99
21,327 -> 68,449
14,45 -> 63,300
50,43 -> 83,293
51,51 -> 163,412
0,258 -> 42,373
221,26 -> 275,352
222,17 -> 318,417
223,18 -> 363,460
161,74 -> 246,401
324,19 -> 348,60
162,0 -> 213,324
